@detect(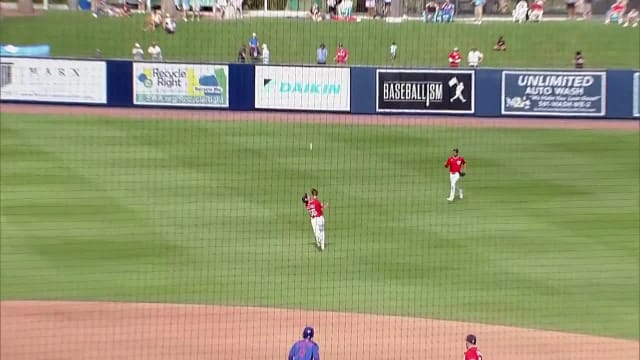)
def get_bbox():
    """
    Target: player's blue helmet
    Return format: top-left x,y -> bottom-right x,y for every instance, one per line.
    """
302,326 -> 314,339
